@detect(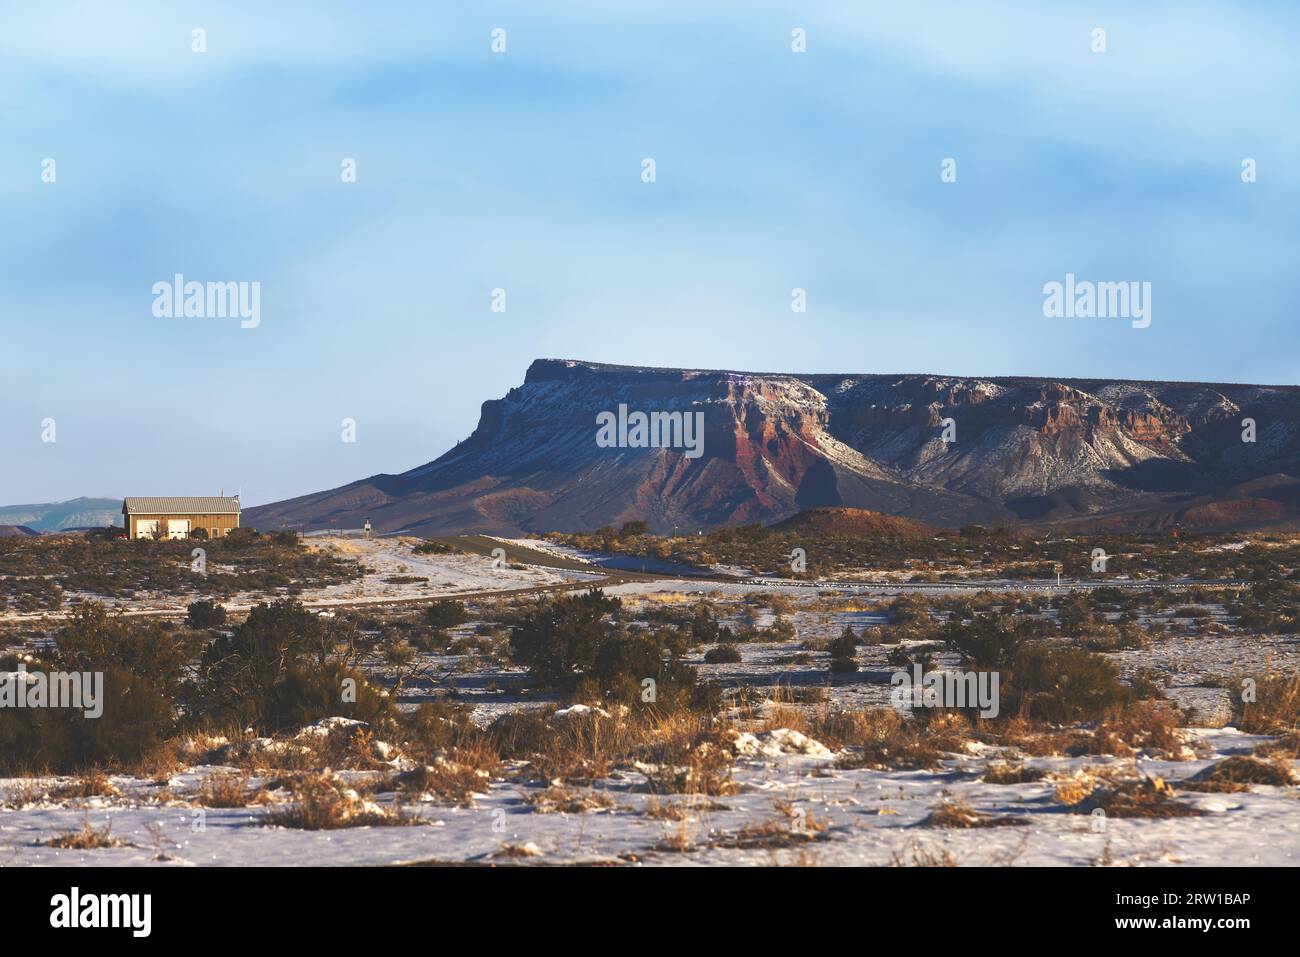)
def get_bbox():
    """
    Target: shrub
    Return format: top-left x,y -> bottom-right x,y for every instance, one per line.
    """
1065,775 -> 1202,819
688,602 -> 722,644
703,644 -> 742,664
263,773 -> 415,829
1003,645 -> 1132,723
829,625 -> 859,672
1179,755 -> 1296,792
409,628 -> 448,653
188,598 -> 392,734
195,773 -> 257,807
422,600 -> 467,629
264,661 -> 394,732
186,599 -> 226,629
509,589 -> 621,686
45,820 -> 129,849
0,603 -> 189,773
412,539 -> 455,555
1056,593 -> 1095,637
1236,671 -> 1300,733
941,612 -> 1025,669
